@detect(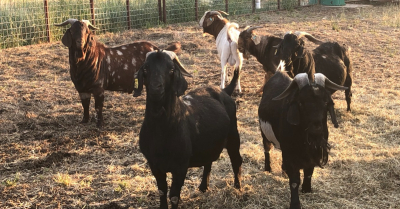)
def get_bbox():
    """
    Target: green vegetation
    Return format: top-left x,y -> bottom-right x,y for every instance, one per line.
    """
0,0 -> 287,49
